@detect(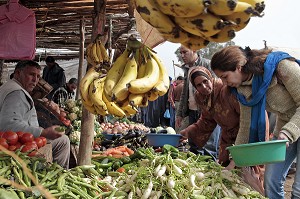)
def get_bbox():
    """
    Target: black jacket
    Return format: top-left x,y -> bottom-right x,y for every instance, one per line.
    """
42,63 -> 66,91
